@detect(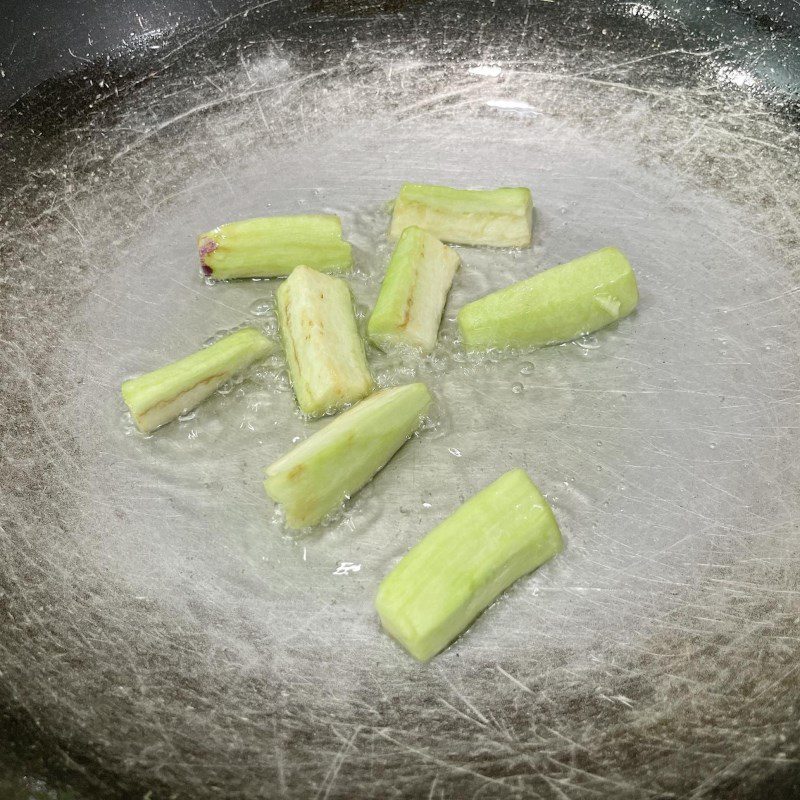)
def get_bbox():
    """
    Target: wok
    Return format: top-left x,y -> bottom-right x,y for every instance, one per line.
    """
1,0 -> 799,797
